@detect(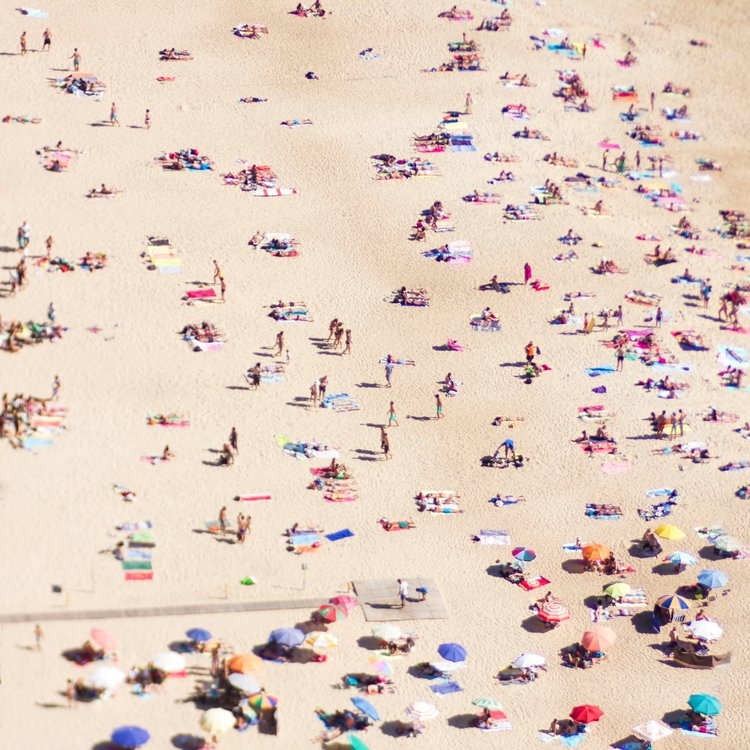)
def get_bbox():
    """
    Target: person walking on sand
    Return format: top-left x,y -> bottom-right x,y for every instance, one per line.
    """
65,679 -> 76,708
42,28 -> 51,52
45,235 -> 53,261
47,301 -> 56,324
274,330 -> 284,357
434,393 -> 443,419
677,408 -> 685,437
309,381 -> 319,409
524,261 -> 532,285
397,578 -> 408,608
465,92 -> 473,115
387,401 -> 398,427
381,427 -> 391,460
52,374 -> 61,400
219,505 -> 228,535
144,109 -> 150,129
70,48 -> 80,71
34,623 -> 43,651
385,357 -> 394,388
212,259 -> 222,284
229,426 -> 238,455
342,328 -> 352,355
602,149 -> 609,172
615,345 -> 625,371
655,306 -> 663,328
219,275 -> 226,302
525,341 -> 537,363
20,31 -> 27,55
110,102 -> 120,126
